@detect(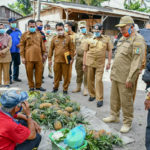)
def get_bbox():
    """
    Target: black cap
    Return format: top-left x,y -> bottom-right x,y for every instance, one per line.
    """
94,23 -> 103,30
8,18 -> 16,23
